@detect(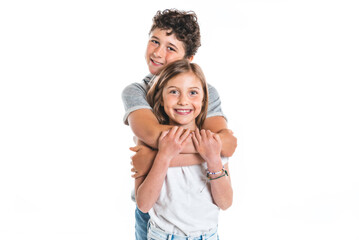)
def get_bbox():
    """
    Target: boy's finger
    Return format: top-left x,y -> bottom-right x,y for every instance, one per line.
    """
129,146 -> 140,152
